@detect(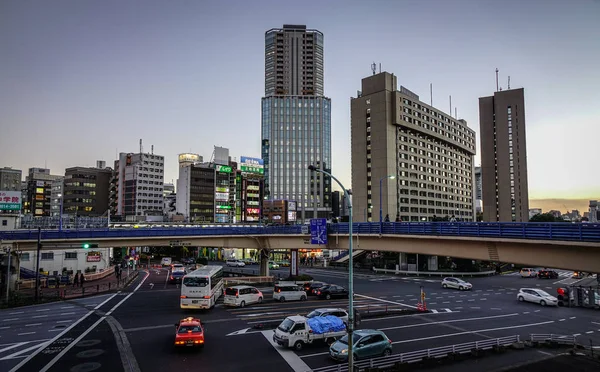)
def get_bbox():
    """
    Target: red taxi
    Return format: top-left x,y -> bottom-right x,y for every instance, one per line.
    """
174,317 -> 205,348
